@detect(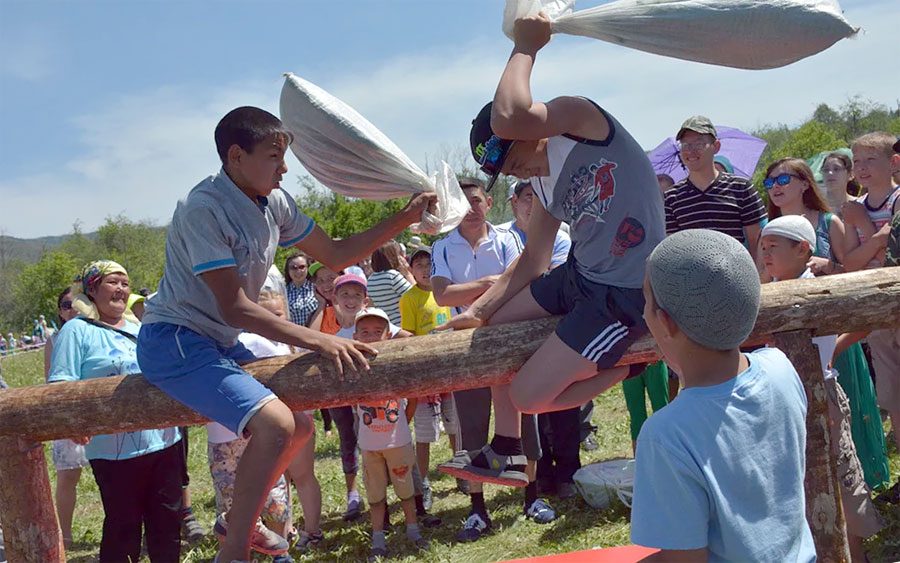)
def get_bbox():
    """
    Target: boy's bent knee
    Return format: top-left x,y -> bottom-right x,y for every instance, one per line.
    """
293,412 -> 314,440
247,400 -> 296,446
